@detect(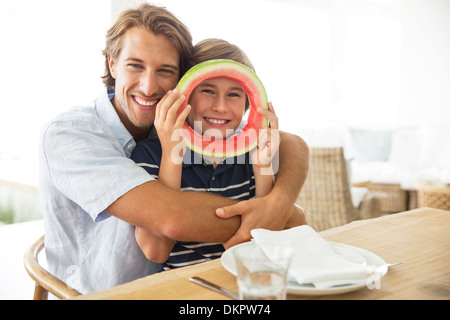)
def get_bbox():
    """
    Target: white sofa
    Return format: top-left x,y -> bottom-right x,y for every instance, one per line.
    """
295,123 -> 450,206
348,124 -> 450,190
